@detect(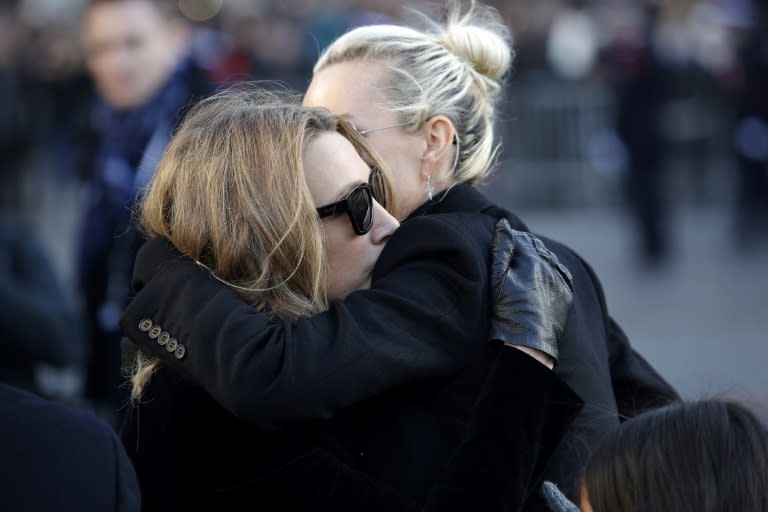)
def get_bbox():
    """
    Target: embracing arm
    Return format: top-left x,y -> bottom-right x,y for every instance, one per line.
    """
120,215 -> 491,423
421,221 -> 581,511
